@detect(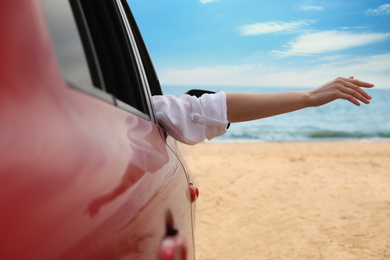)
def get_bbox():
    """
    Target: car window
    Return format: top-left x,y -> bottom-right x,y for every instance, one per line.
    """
42,0 -> 157,120
42,0 -> 96,91
116,0 -> 163,97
